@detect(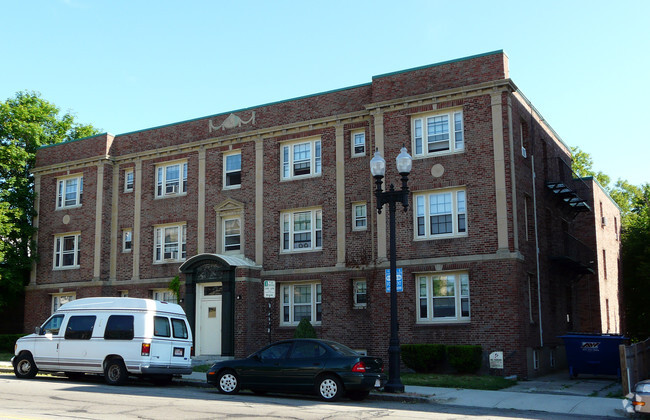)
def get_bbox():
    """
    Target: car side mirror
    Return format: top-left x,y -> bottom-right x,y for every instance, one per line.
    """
34,326 -> 42,335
